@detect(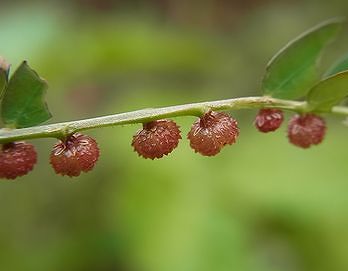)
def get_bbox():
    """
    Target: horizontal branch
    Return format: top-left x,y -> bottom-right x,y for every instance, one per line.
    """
0,96 -> 346,144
